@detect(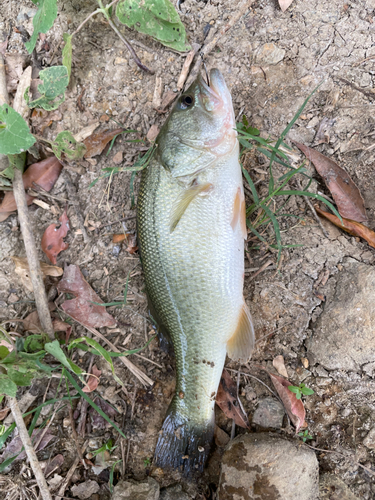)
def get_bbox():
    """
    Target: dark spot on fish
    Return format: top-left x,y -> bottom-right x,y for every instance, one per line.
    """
195,394 -> 198,400
202,360 -> 206,363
